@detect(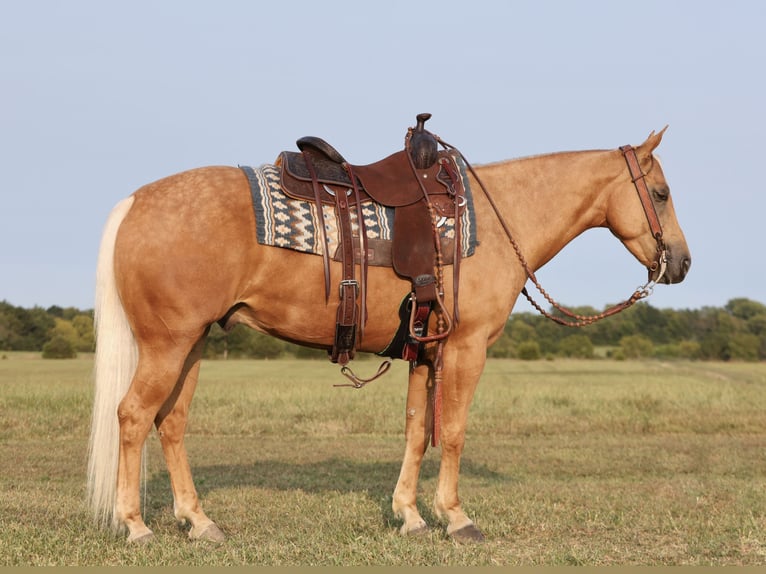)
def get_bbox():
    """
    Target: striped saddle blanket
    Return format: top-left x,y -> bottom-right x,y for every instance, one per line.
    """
241,158 -> 477,266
